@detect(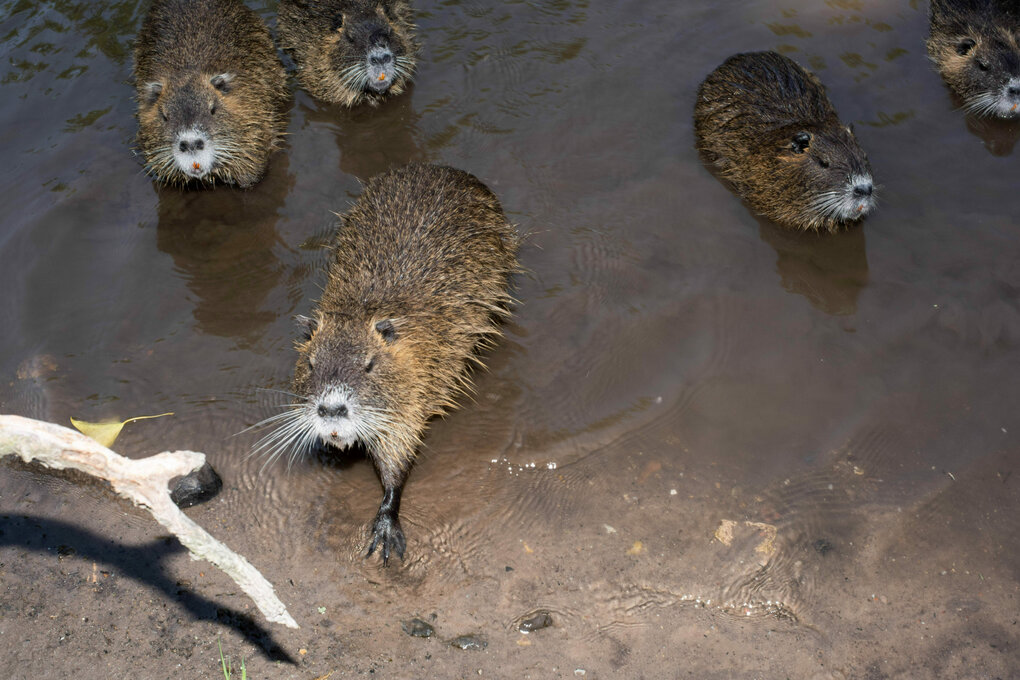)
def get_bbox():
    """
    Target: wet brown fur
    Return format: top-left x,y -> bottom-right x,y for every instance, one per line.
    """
927,0 -> 1020,118
694,51 -> 874,233
292,163 -> 518,560
134,0 -> 288,187
277,0 -> 419,107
